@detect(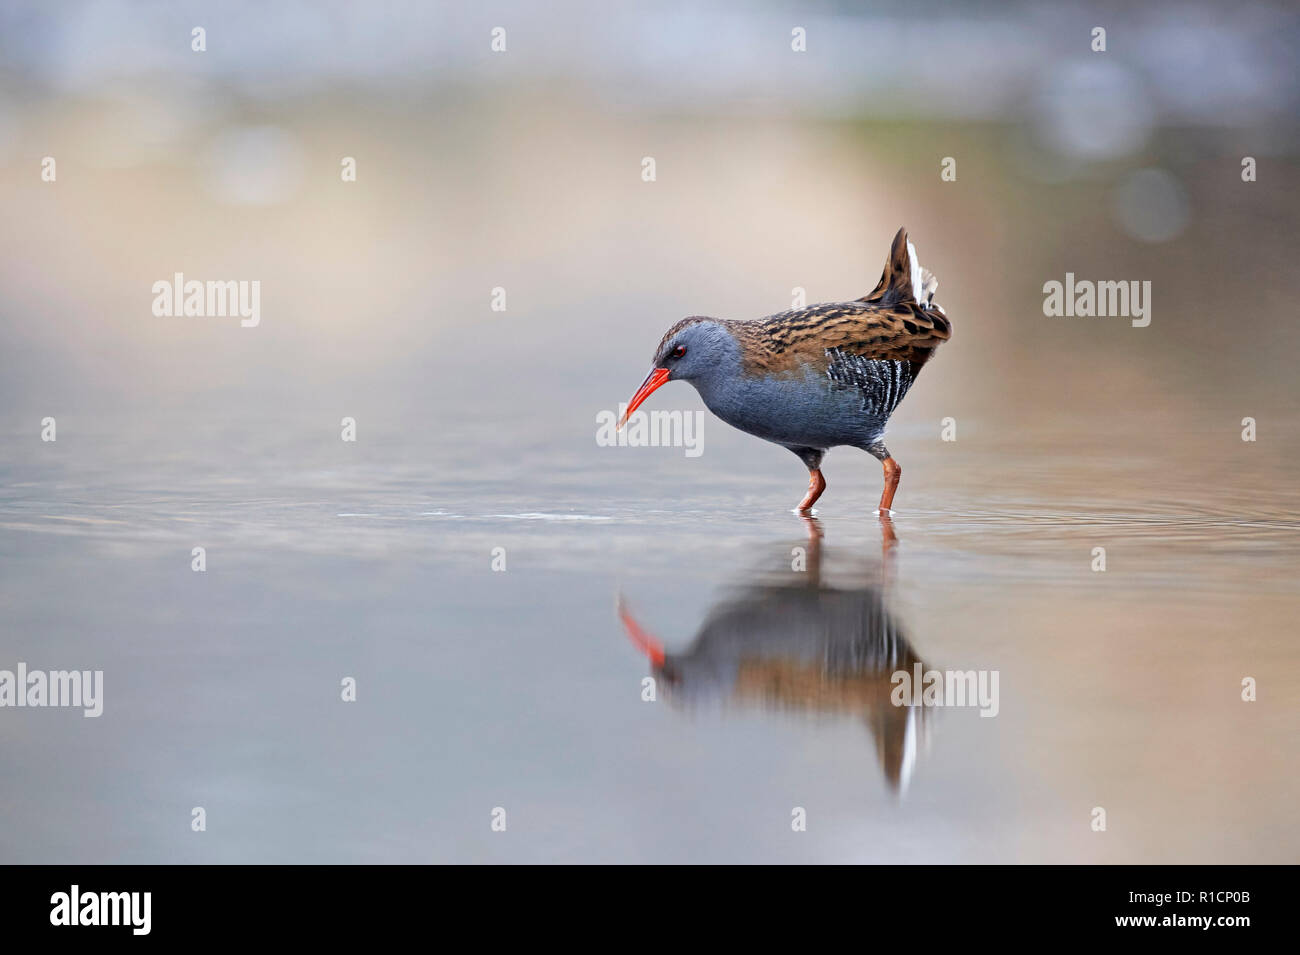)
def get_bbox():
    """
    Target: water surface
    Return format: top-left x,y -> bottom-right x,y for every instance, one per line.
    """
2,417 -> 1295,863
